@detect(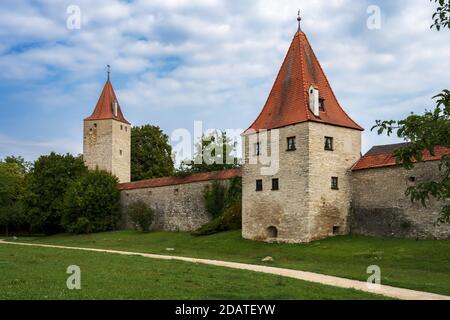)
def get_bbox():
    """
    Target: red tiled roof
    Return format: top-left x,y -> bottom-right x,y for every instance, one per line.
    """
352,144 -> 450,171
119,168 -> 242,190
85,79 -> 130,124
246,31 -> 363,133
